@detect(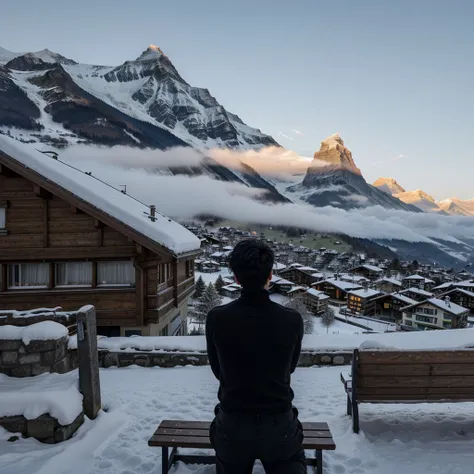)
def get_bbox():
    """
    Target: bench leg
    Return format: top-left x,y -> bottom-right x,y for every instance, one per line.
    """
316,450 -> 323,474
162,447 -> 169,474
352,401 -> 360,434
346,393 -> 352,417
